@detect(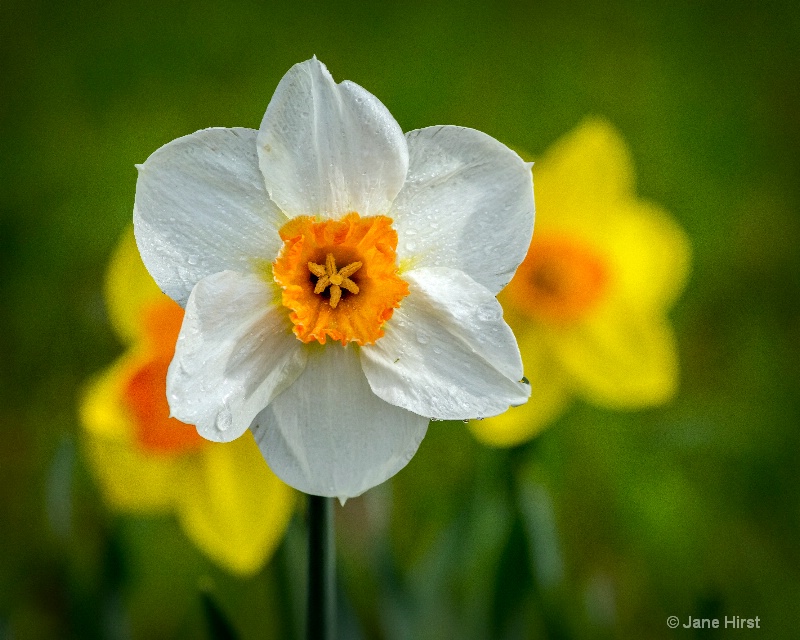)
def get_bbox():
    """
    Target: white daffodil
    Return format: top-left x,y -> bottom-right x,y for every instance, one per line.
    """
133,58 -> 534,499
